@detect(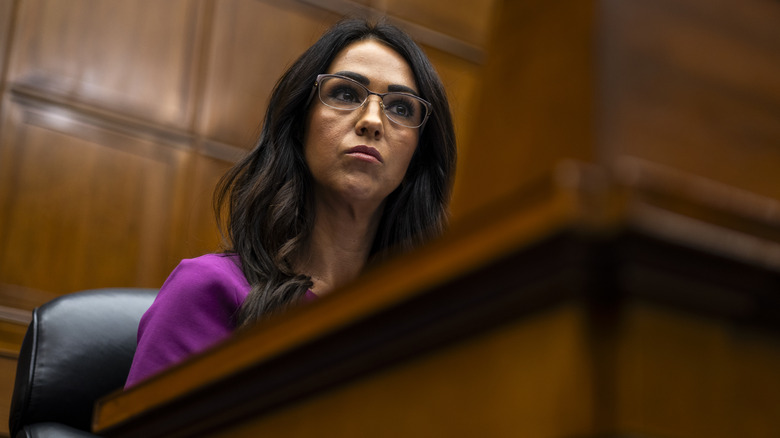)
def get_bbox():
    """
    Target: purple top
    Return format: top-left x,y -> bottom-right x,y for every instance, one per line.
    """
125,253 -> 317,388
